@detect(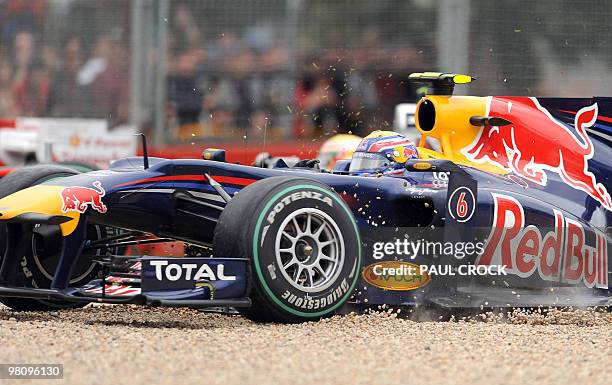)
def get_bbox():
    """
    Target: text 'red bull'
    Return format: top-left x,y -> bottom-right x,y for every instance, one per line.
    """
477,193 -> 608,289
60,181 -> 107,214
462,97 -> 612,210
